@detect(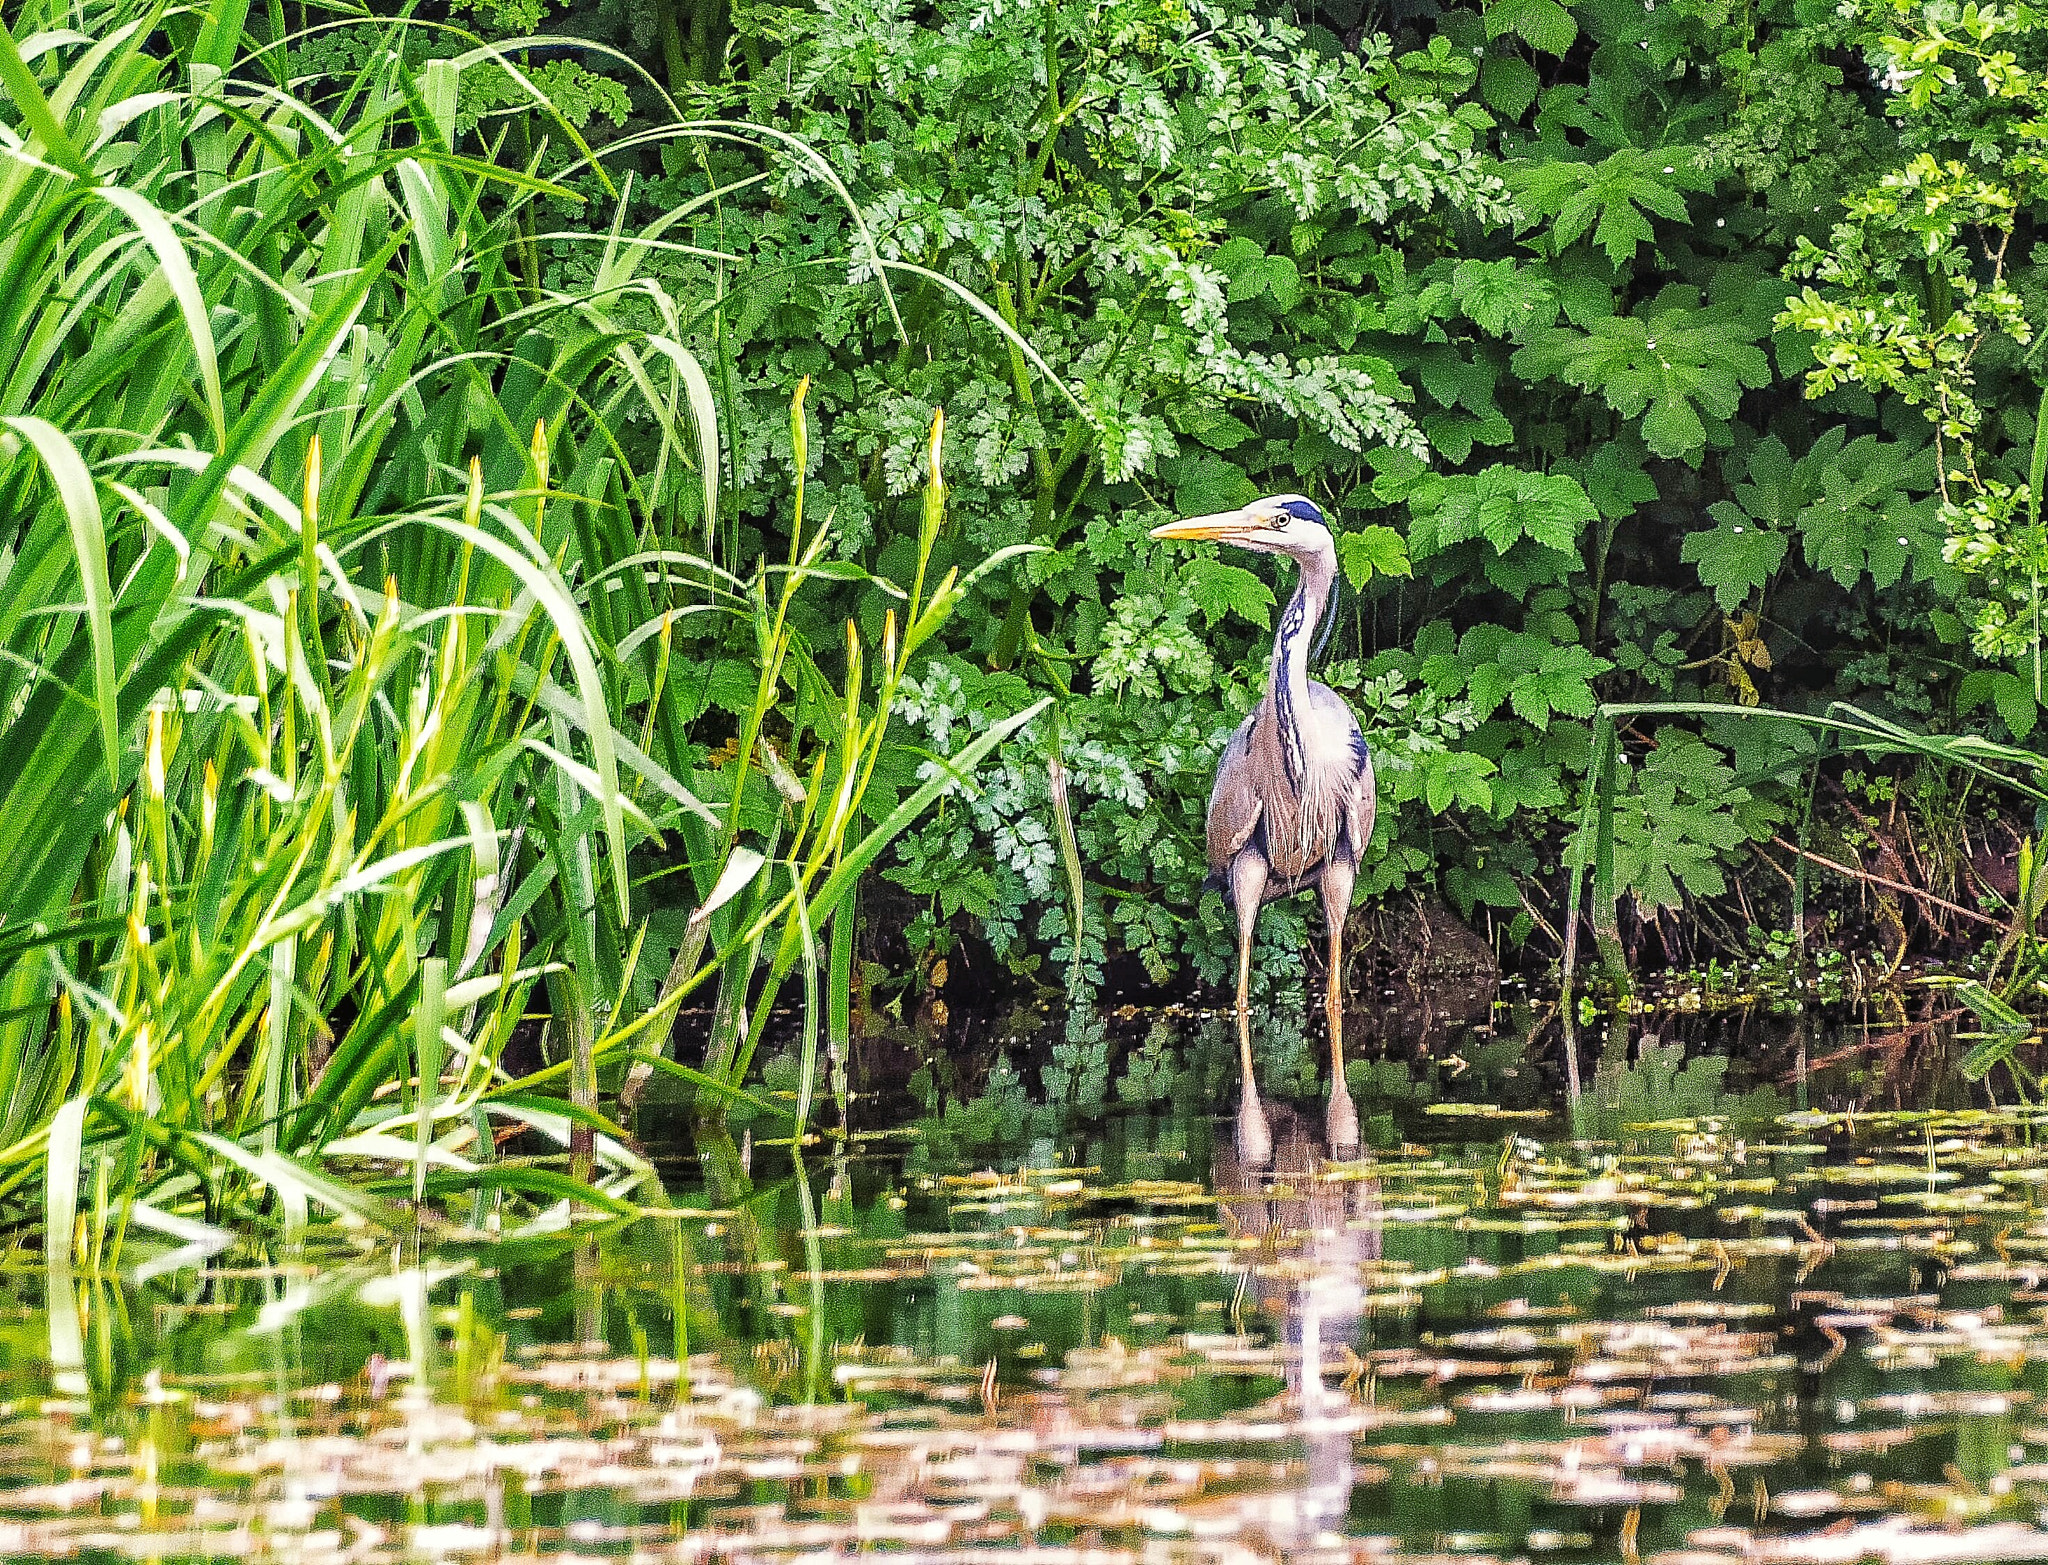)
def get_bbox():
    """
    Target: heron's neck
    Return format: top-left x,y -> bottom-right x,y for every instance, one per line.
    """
1268,551 -> 1334,781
